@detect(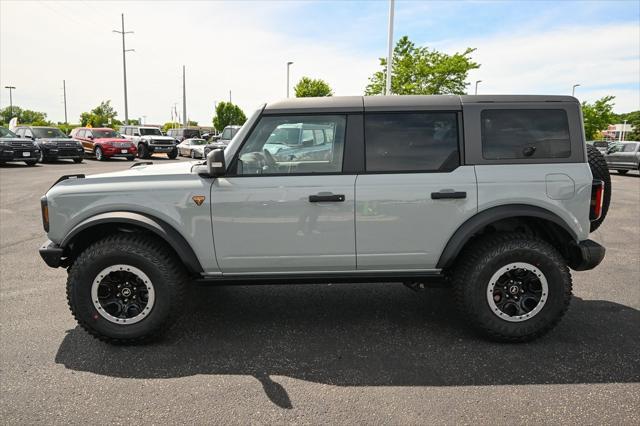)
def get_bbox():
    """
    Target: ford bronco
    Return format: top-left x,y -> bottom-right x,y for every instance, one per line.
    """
39,95 -> 610,344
